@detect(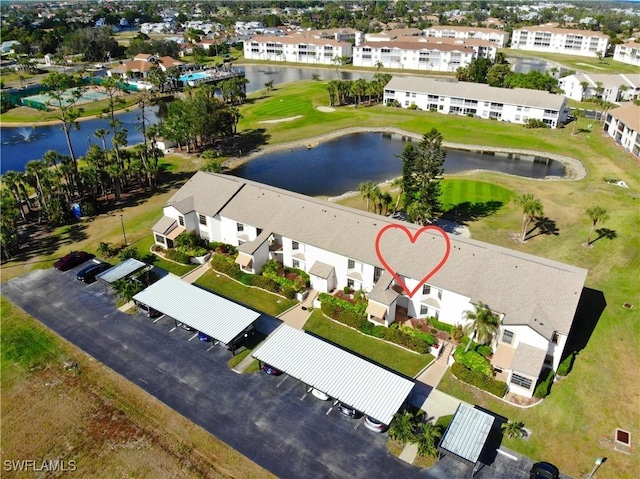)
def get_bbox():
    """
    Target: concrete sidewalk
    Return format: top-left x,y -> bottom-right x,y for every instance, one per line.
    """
181,262 -> 211,284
